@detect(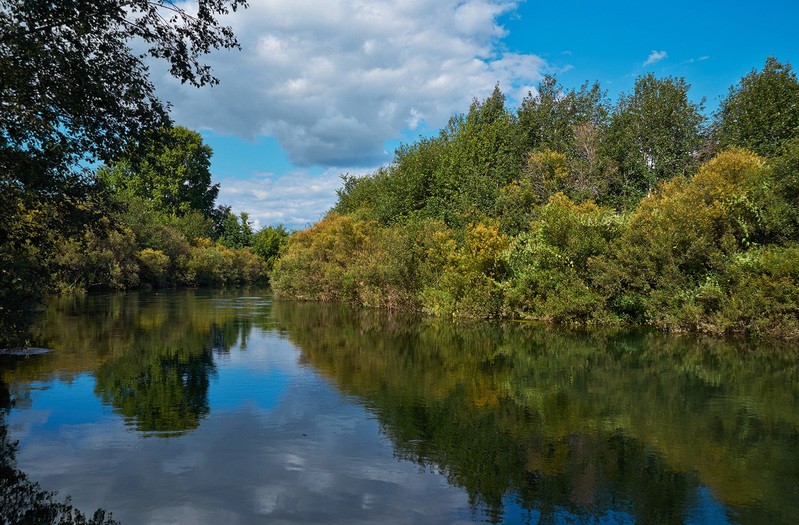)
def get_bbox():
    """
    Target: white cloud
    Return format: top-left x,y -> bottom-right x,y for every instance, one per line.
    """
217,167 -> 371,229
156,0 -> 546,167
643,50 -> 668,66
